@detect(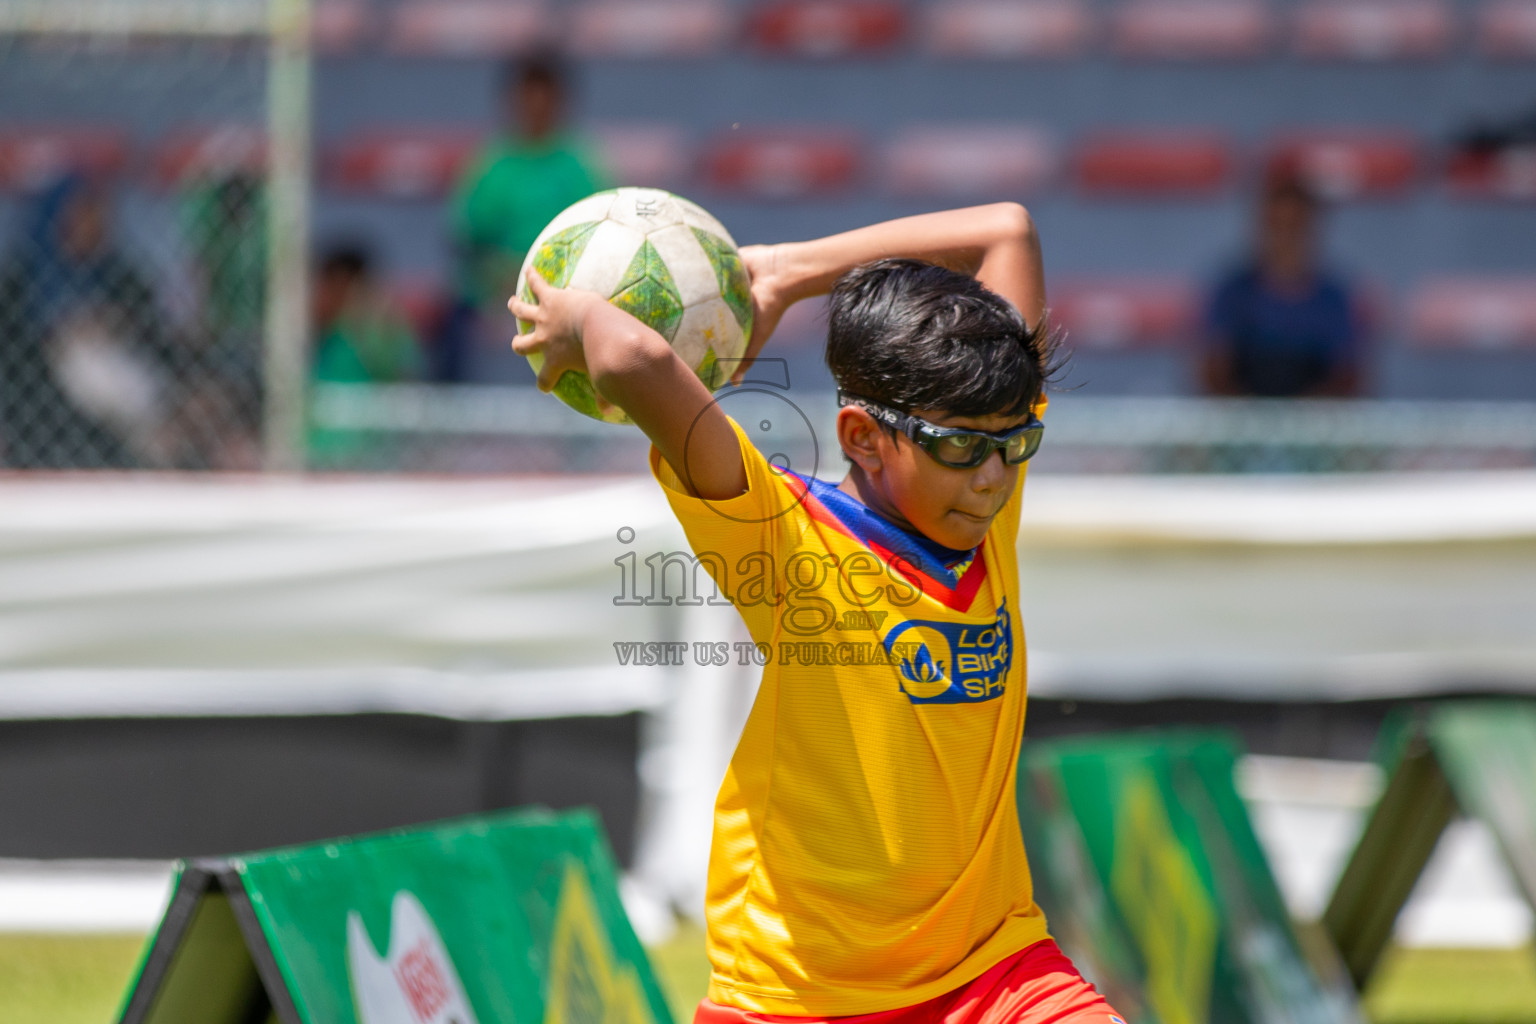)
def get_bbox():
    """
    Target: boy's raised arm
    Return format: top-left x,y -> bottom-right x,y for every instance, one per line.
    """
735,202 -> 1042,384
509,203 -> 1043,499
510,271 -> 747,501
